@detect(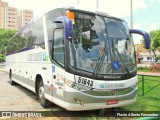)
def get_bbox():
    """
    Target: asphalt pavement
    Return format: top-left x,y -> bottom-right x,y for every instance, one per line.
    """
0,71 -> 44,111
